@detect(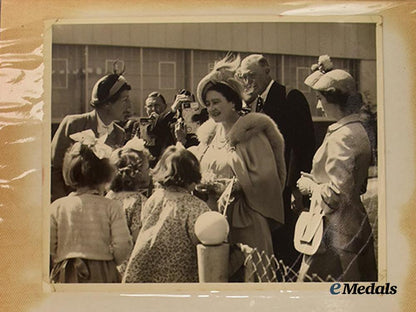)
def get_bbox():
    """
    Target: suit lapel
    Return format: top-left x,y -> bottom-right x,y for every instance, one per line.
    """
84,110 -> 99,137
264,81 -> 286,108
105,123 -> 125,149
85,110 -> 125,148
